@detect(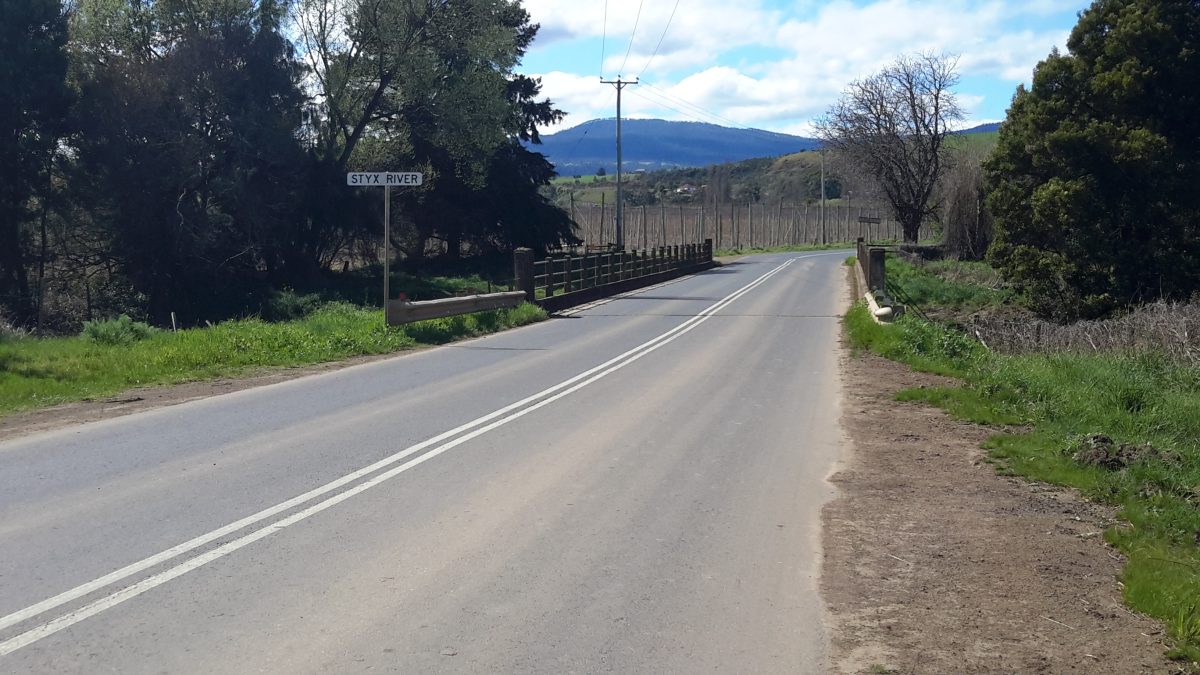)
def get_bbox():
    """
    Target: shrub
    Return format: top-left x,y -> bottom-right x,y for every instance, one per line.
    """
81,315 -> 159,345
260,288 -> 324,321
